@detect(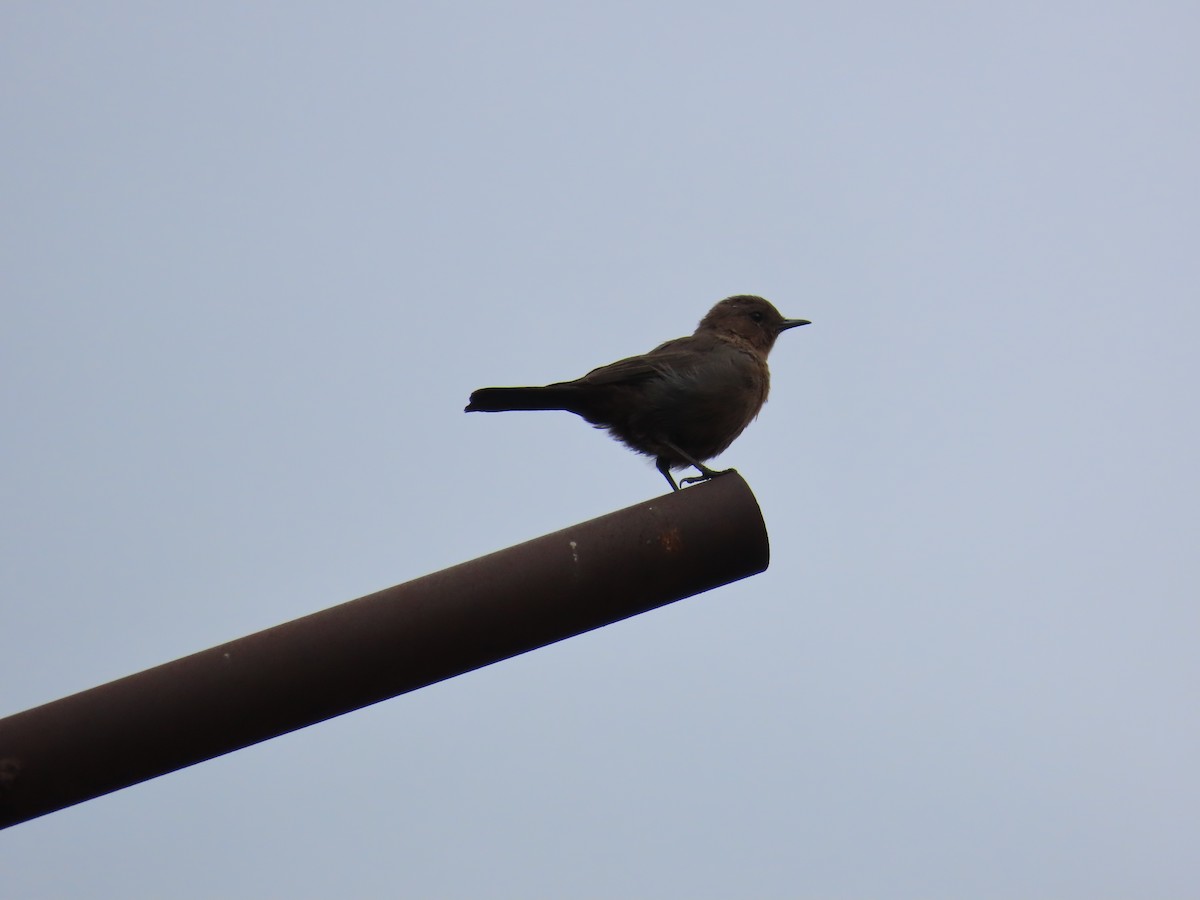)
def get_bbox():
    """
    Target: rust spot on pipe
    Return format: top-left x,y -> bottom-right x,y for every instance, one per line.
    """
659,526 -> 684,554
